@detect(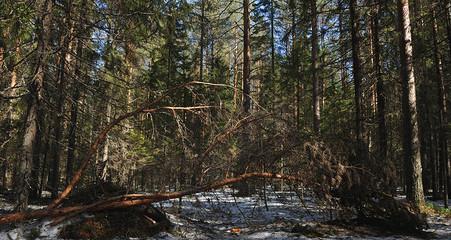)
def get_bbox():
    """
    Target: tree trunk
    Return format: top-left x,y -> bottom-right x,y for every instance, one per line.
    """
270,0 -> 275,82
398,0 -> 424,206
50,0 -> 74,199
17,0 -> 52,211
234,0 -> 252,196
371,0 -> 388,175
66,0 -> 87,186
443,0 -> 451,58
311,0 -> 320,135
0,36 -> 3,77
441,0 -> 451,201
350,0 -> 368,165
338,0 -> 347,91
431,3 -> 448,207
100,99 -> 112,182
243,0 -> 251,113
200,0 -> 205,84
